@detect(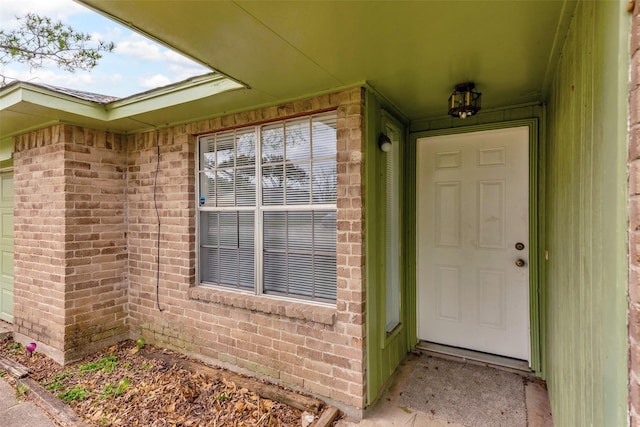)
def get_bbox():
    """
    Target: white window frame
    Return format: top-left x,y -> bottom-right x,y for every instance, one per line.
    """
196,112 -> 338,304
